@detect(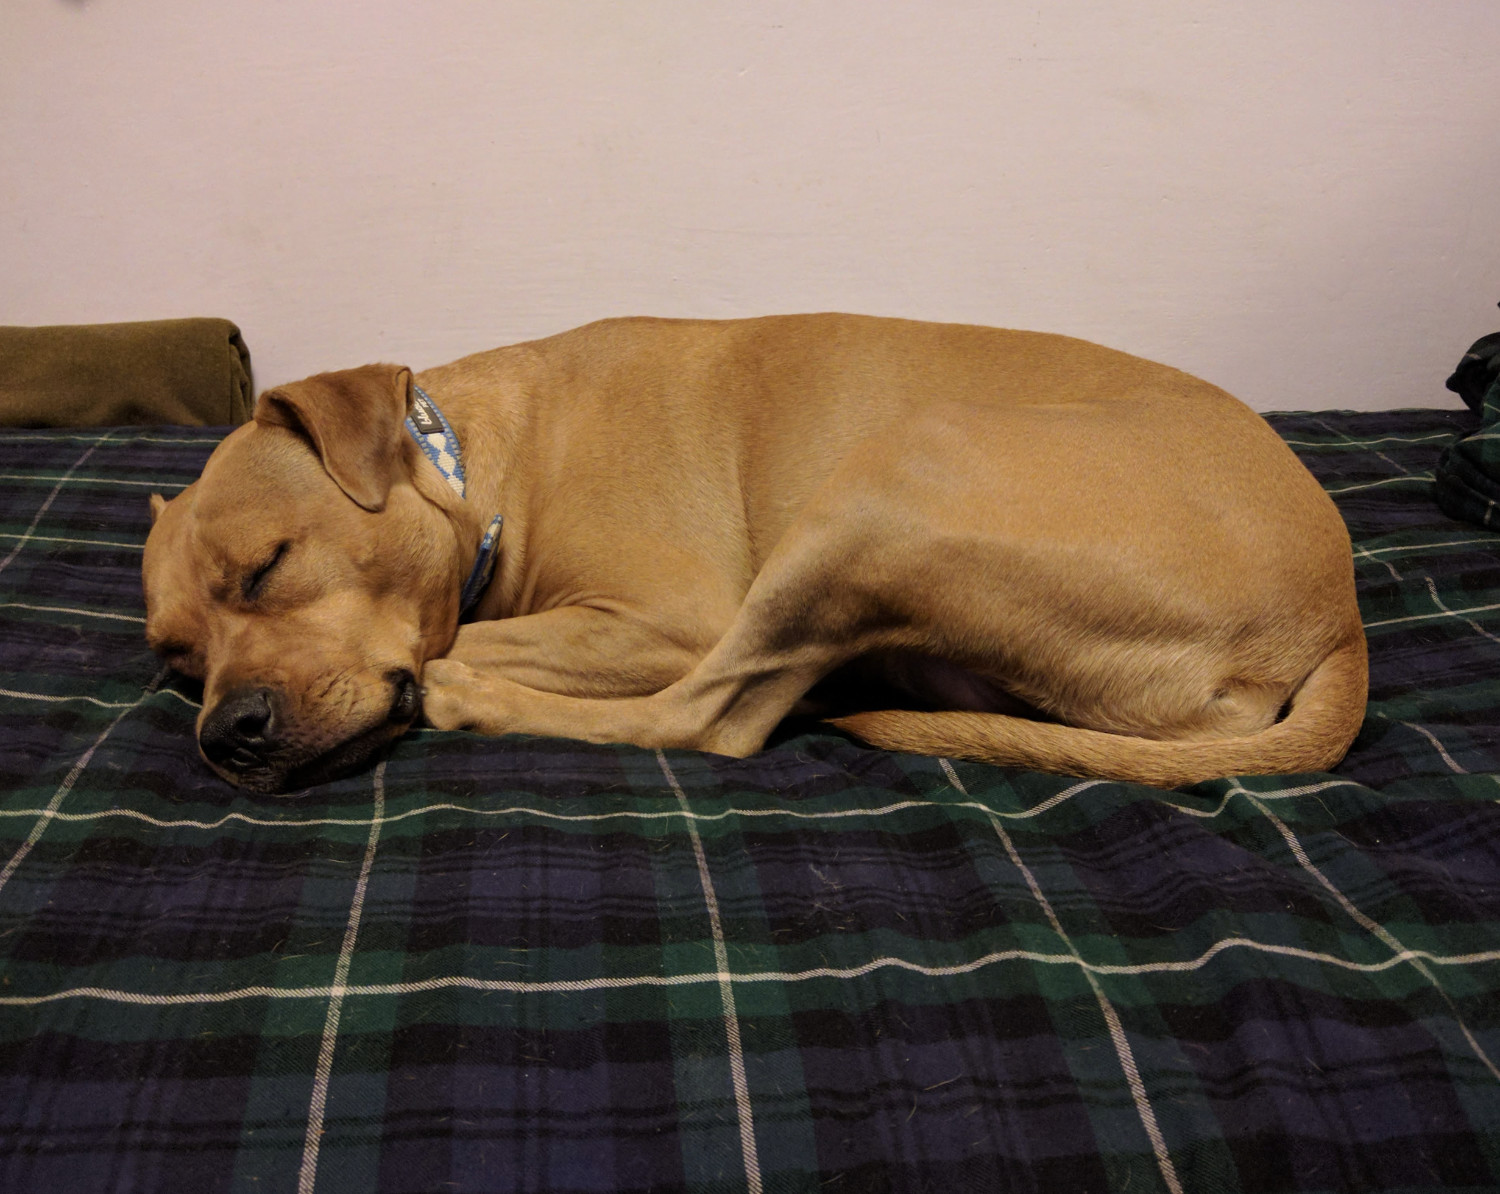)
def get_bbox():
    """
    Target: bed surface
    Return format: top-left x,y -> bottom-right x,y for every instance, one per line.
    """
1,408 -> 1497,1192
